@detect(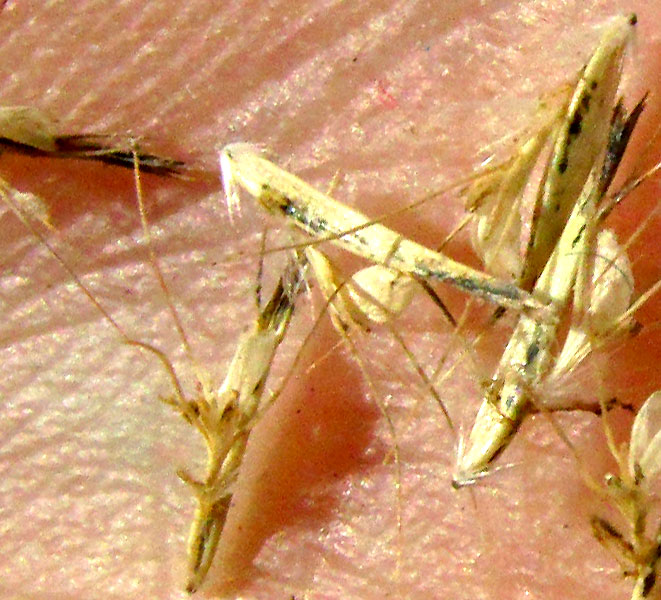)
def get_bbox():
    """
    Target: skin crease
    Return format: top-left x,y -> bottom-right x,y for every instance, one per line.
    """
2,1 -> 661,599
